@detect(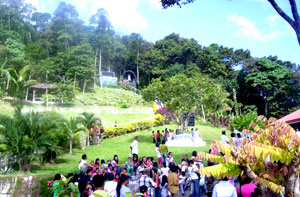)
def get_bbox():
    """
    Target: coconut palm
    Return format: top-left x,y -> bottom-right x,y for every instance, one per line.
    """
77,112 -> 102,146
63,117 -> 87,154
